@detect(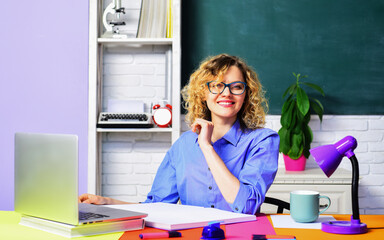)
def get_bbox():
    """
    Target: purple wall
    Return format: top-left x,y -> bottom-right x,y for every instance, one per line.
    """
0,1 -> 89,210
